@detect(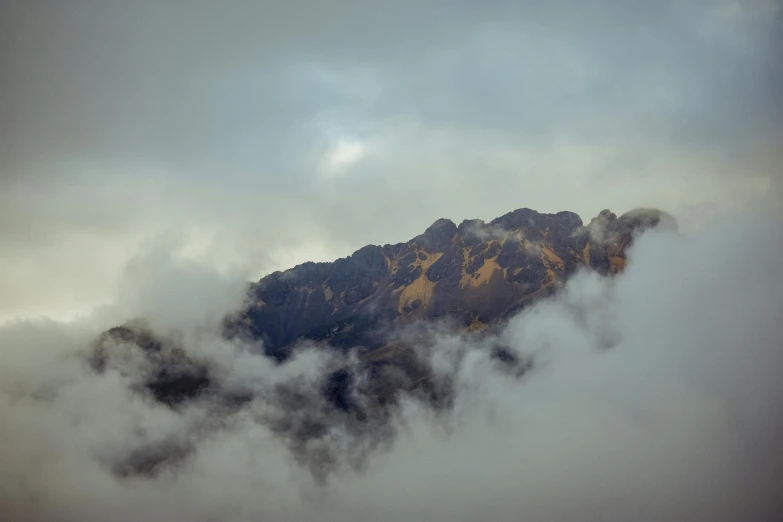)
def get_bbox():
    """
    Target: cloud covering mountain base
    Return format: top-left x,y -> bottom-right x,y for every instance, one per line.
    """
1,207 -> 782,522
